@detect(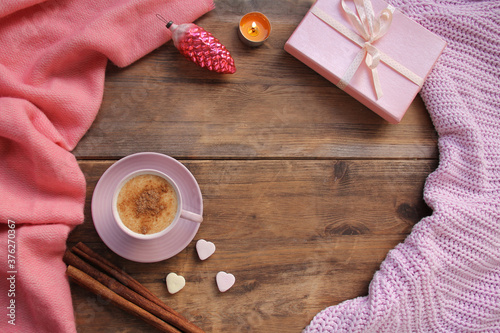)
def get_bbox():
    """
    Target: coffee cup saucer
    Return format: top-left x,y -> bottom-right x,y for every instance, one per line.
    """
91,152 -> 203,263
